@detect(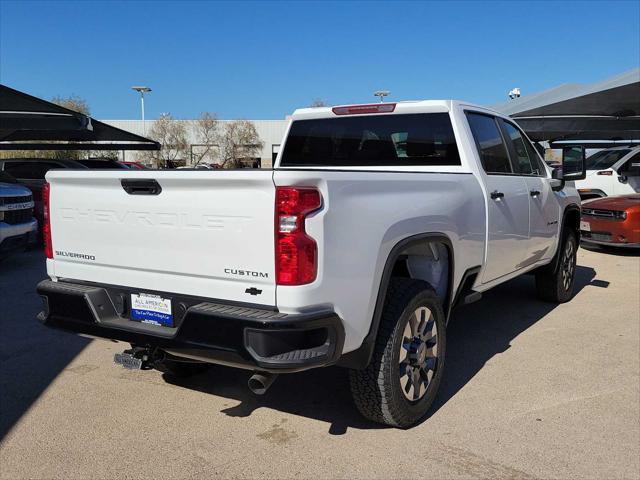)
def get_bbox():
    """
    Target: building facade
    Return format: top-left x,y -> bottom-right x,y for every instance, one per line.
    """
102,119 -> 289,168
